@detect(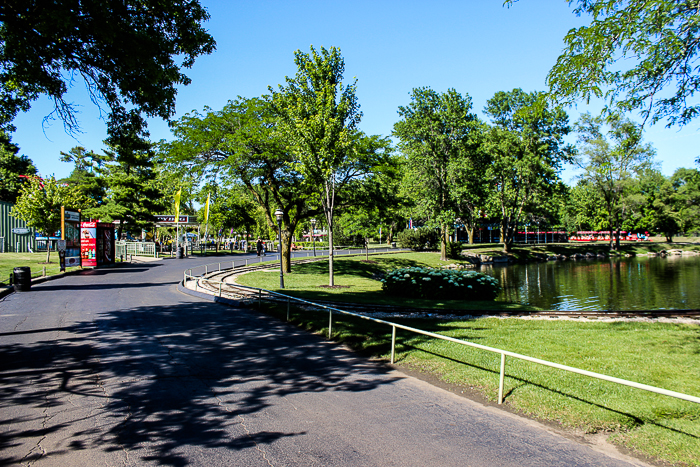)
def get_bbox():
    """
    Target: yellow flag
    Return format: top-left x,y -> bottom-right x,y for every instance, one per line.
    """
204,192 -> 210,223
174,188 -> 182,223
